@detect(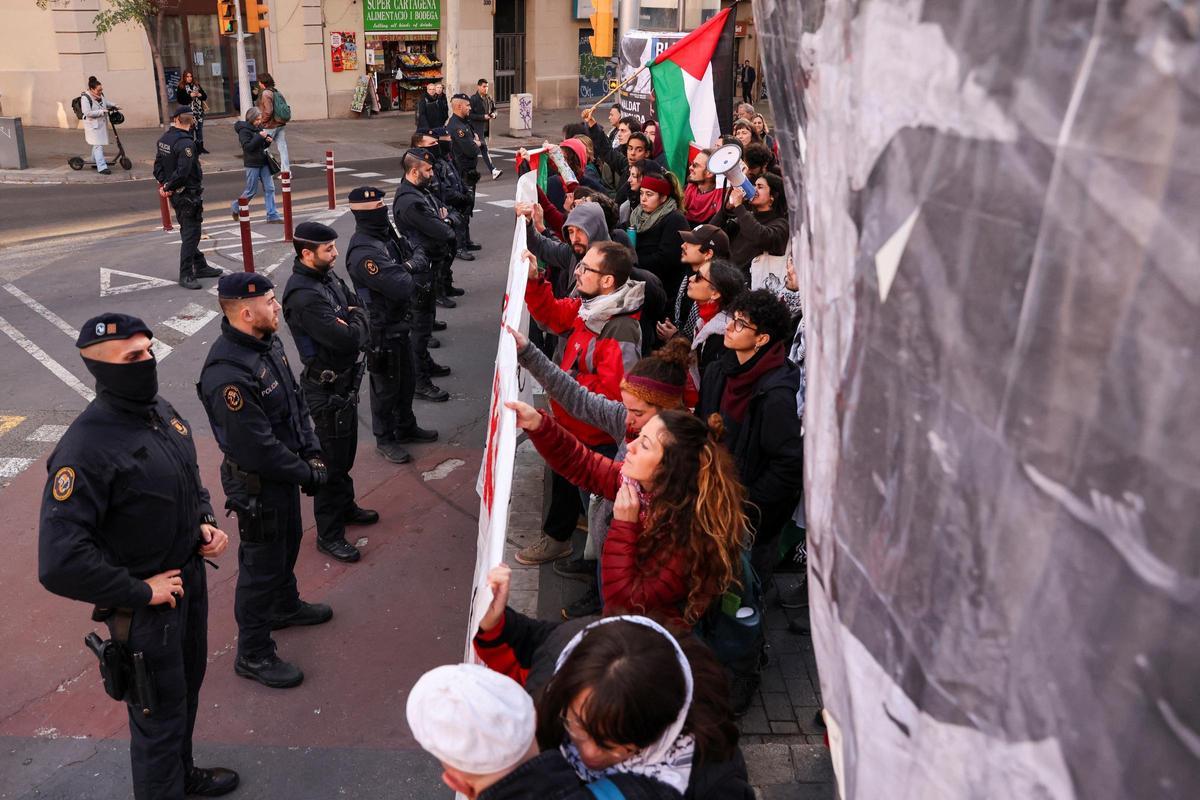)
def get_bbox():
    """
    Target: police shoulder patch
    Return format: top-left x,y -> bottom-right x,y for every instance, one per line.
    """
457,129 -> 466,137
184,146 -> 193,157
365,259 -> 379,275
170,417 -> 189,436
223,385 -> 244,411
52,466 -> 75,502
